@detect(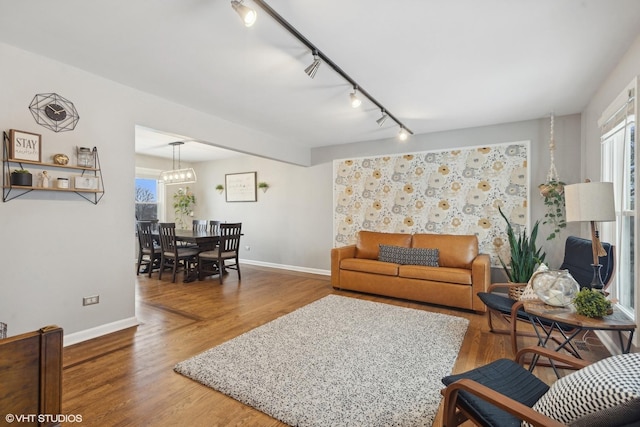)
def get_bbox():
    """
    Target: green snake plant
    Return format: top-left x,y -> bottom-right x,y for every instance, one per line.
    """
497,206 -> 546,283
